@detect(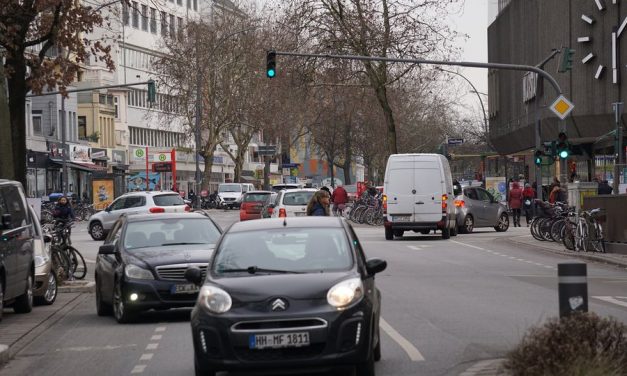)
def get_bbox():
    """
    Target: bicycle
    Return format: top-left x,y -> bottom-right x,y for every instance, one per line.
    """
49,221 -> 87,280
